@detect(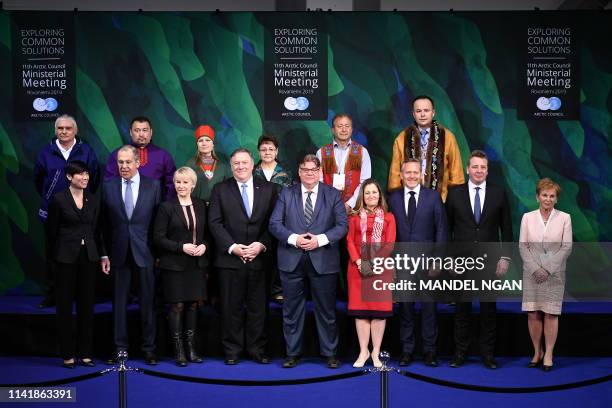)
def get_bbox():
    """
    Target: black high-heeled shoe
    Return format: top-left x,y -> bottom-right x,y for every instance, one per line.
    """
542,364 -> 553,372
527,358 -> 543,368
